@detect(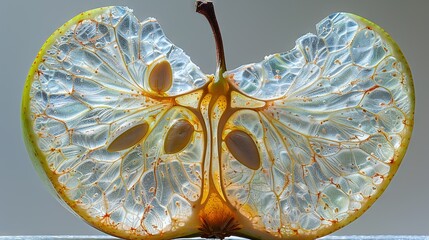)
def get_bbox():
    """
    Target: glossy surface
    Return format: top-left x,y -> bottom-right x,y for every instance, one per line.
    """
22,6 -> 414,240
0,236 -> 428,240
